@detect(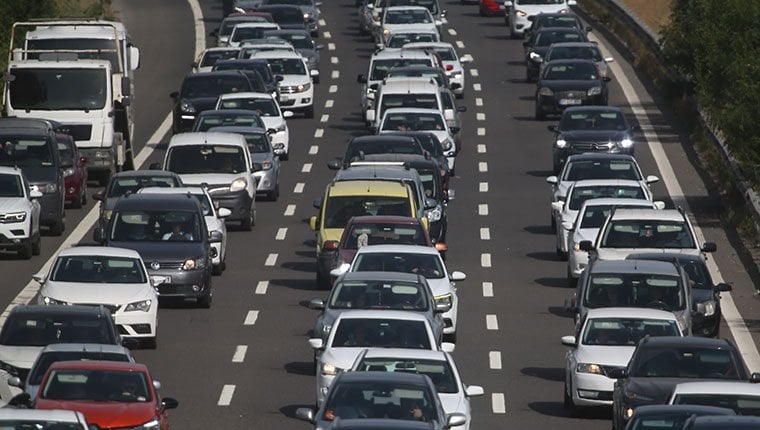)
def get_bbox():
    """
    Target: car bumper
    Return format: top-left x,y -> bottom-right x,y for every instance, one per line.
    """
115,309 -> 158,338
253,169 -> 278,193
448,75 -> 465,94
210,190 -> 253,222
0,231 -> 32,249
150,268 -> 211,299
79,148 -> 114,172
279,90 -> 313,109
37,192 -> 63,225
572,372 -> 614,407
692,308 -> 721,337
